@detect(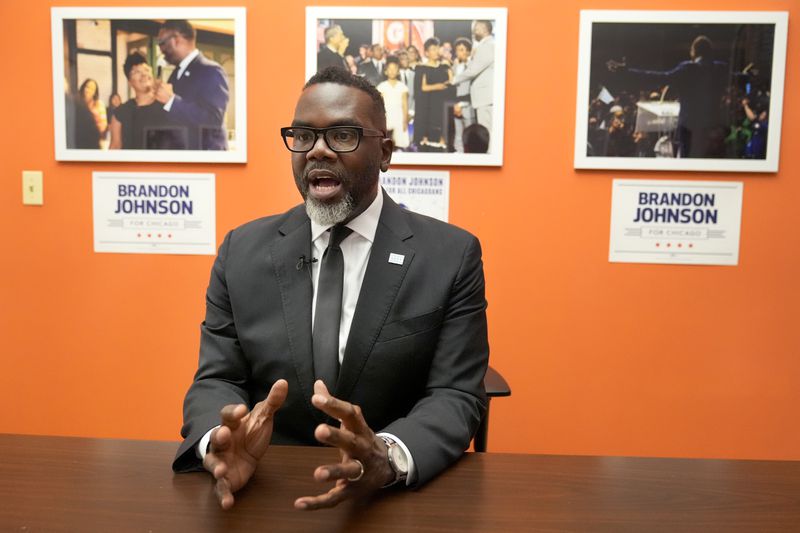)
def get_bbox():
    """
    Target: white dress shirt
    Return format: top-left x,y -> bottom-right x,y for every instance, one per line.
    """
199,189 -> 416,485
163,49 -> 200,112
